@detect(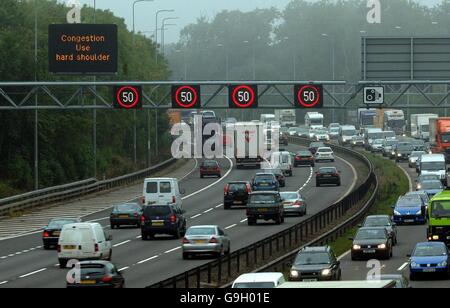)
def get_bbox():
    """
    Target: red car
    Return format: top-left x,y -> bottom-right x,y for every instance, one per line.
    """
200,160 -> 221,178
294,150 -> 315,167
